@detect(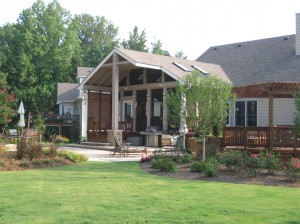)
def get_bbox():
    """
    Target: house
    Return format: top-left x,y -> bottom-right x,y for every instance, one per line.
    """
52,67 -> 93,139
77,47 -> 229,144
197,13 -> 300,150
